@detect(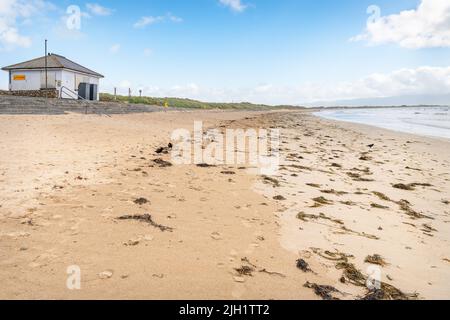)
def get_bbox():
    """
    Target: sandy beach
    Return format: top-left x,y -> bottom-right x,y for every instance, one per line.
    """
0,109 -> 449,300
